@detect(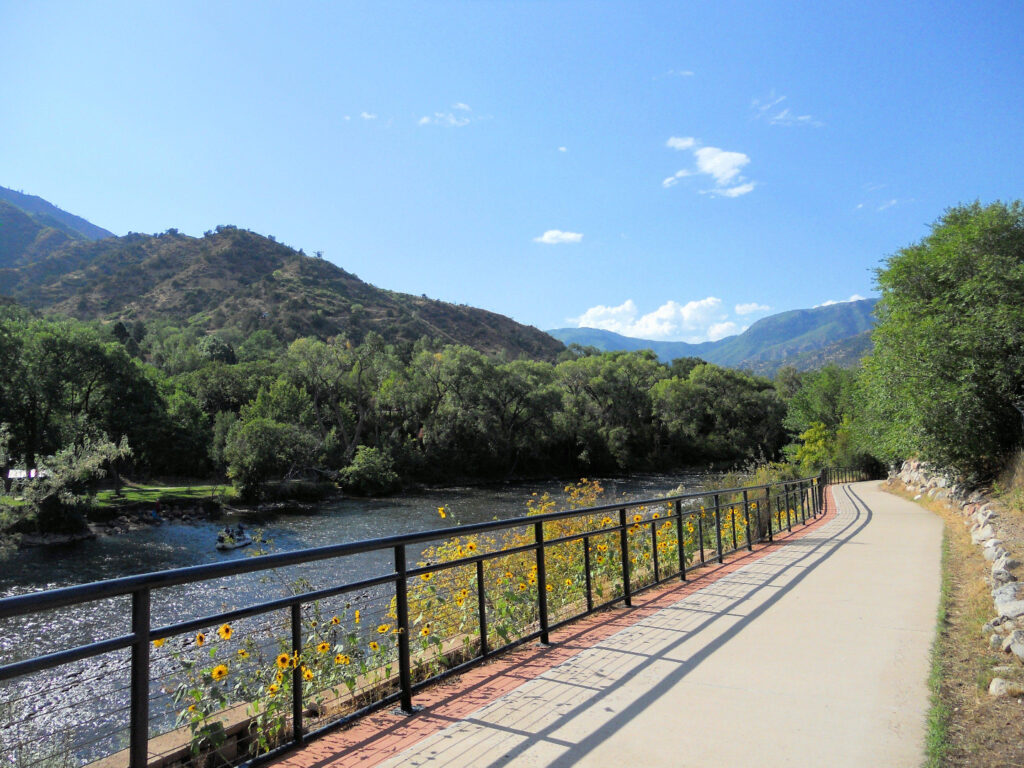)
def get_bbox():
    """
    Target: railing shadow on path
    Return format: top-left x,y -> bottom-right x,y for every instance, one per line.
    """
397,483 -> 874,768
